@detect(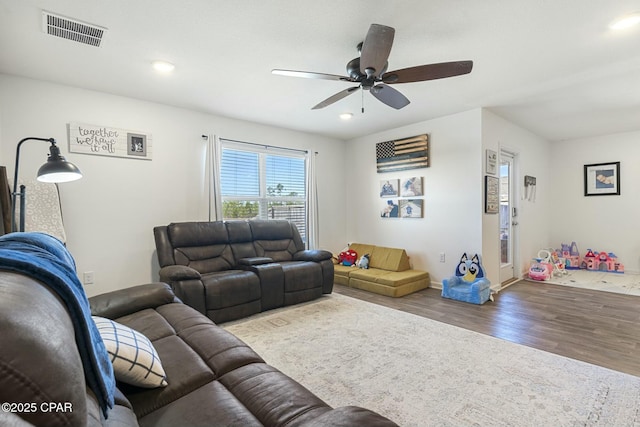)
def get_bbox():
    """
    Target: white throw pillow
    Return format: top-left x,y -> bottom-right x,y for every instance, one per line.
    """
92,316 -> 168,388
